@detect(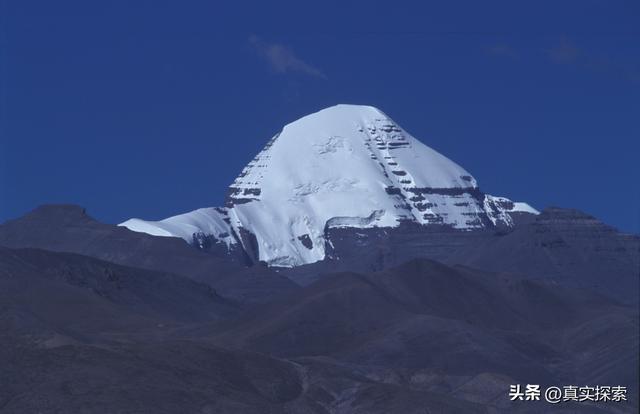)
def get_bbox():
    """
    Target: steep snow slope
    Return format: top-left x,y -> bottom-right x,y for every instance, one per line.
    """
121,208 -> 236,248
121,105 -> 537,267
